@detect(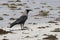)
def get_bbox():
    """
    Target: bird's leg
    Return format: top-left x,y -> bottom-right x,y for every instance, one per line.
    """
20,24 -> 23,29
22,24 -> 24,28
22,24 -> 28,30
20,24 -> 27,30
